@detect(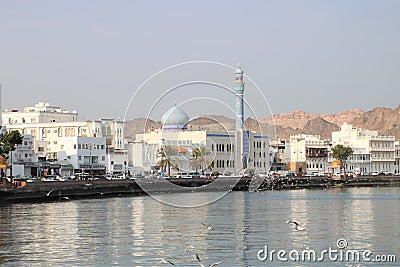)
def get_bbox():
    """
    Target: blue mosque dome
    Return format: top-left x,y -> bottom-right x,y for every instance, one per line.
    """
161,104 -> 189,130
